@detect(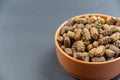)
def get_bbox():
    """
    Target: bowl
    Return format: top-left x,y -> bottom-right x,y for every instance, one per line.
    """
54,14 -> 120,80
